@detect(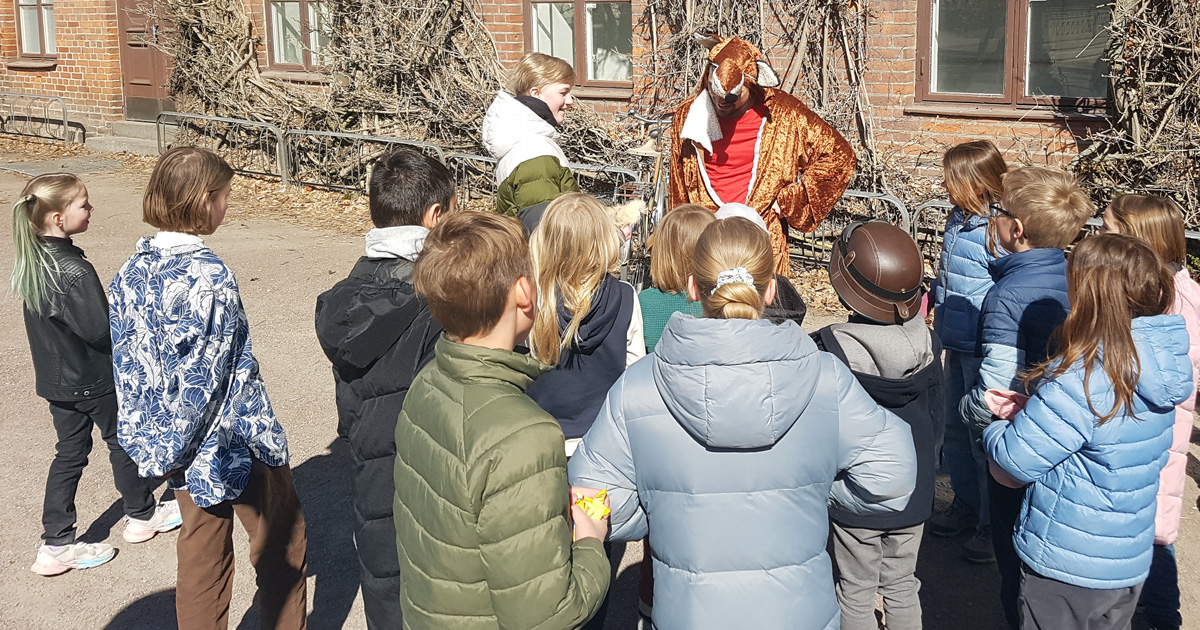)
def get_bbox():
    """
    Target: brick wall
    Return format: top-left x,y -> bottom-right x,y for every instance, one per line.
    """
0,0 -> 125,136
